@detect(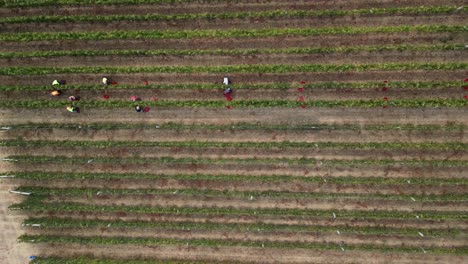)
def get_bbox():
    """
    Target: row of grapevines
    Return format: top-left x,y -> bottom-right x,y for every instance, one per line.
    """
2,139 -> 466,151
0,25 -> 465,41
9,171 -> 467,186
17,234 -> 468,254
